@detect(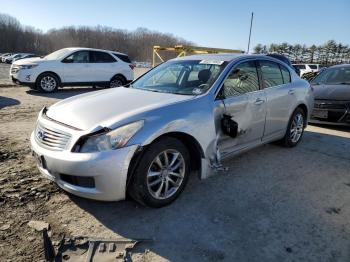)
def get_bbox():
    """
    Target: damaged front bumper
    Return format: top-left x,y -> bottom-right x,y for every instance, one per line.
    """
30,132 -> 139,201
